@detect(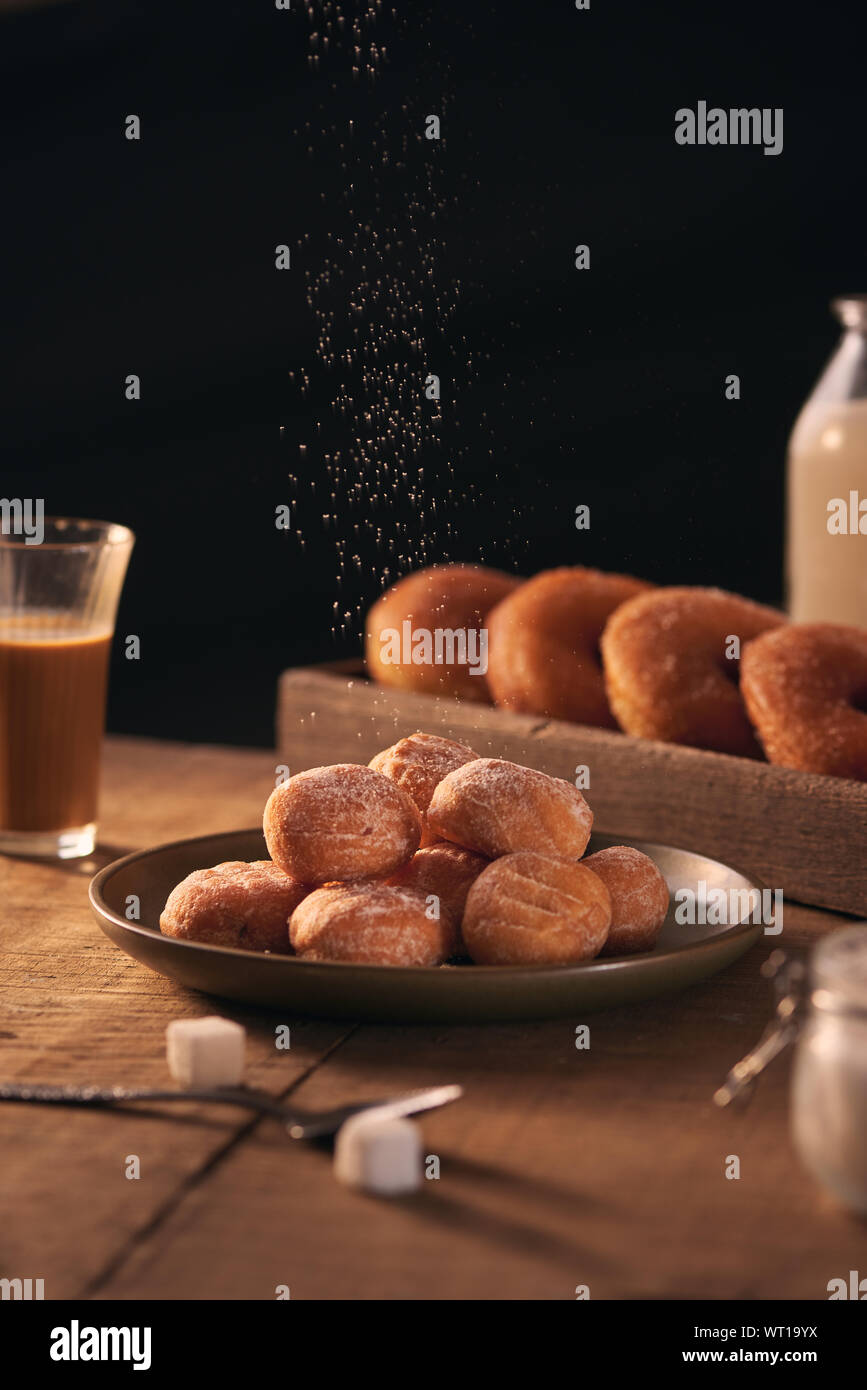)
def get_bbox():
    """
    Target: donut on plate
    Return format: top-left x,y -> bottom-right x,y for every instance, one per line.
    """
160,860 -> 307,953
741,622 -> 867,781
387,842 -> 490,955
462,852 -> 611,965
289,882 -> 450,966
365,563 -> 520,703
486,566 -> 652,726
427,757 -> 593,860
369,731 -> 479,846
583,846 -> 669,956
263,764 -> 421,885
600,586 -> 785,757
